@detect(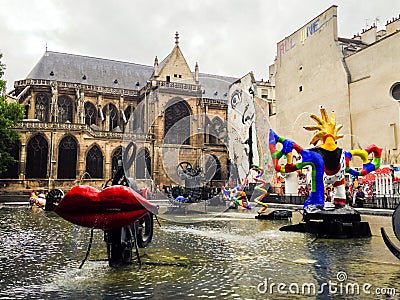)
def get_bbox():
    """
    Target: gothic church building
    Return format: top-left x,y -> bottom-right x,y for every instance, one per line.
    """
3,33 -> 239,193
